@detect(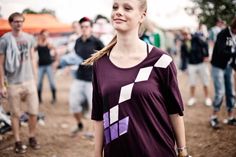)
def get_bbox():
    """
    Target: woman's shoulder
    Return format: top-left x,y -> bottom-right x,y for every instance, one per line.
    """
150,45 -> 172,59
149,45 -> 173,68
93,54 -> 109,68
150,45 -> 169,56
